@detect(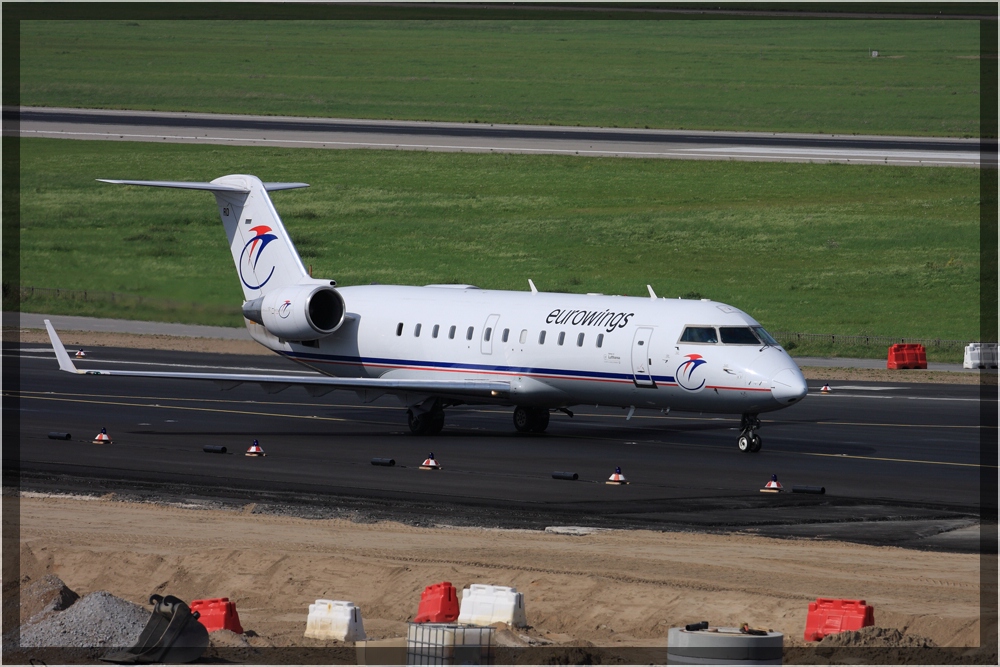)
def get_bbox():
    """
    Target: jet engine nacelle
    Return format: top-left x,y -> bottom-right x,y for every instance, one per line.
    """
242,284 -> 346,340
